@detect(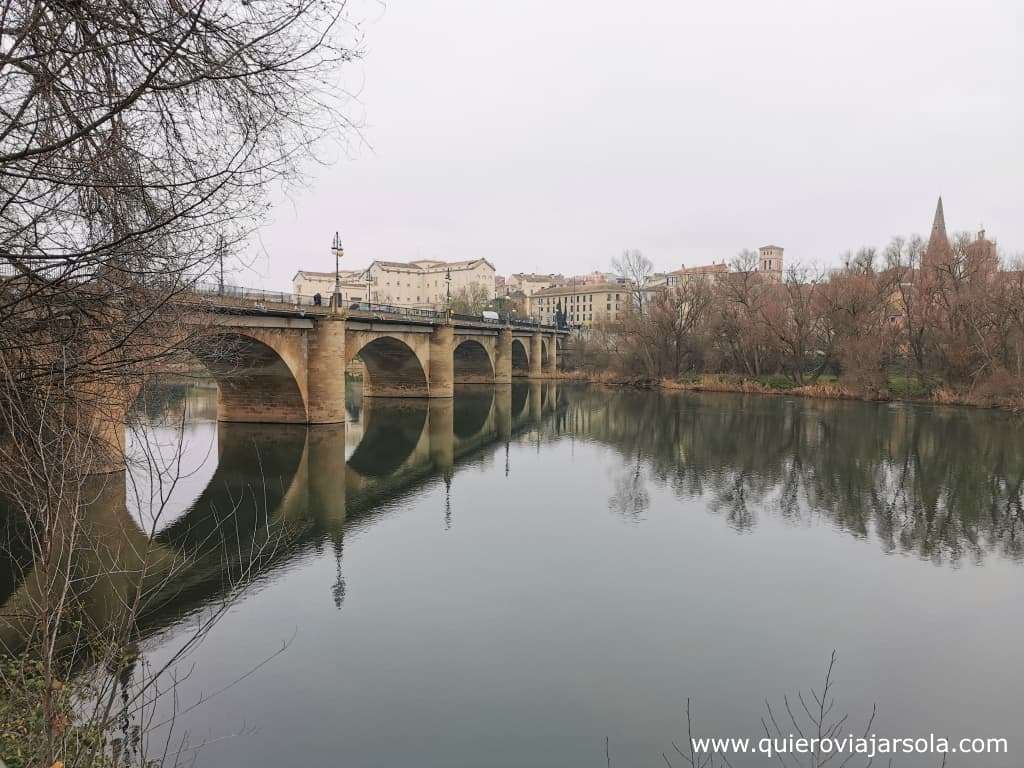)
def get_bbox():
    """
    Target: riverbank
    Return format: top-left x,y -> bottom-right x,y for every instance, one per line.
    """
554,370 -> 1024,412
